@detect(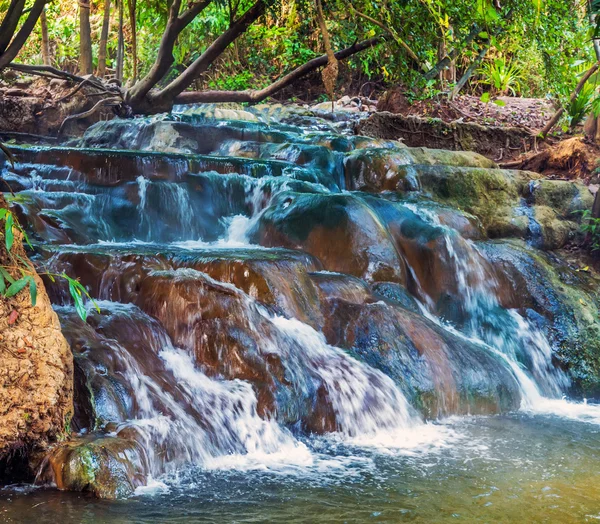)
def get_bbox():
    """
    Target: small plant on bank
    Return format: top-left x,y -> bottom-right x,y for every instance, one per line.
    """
478,57 -> 523,96
579,209 -> 600,252
0,208 -> 97,321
